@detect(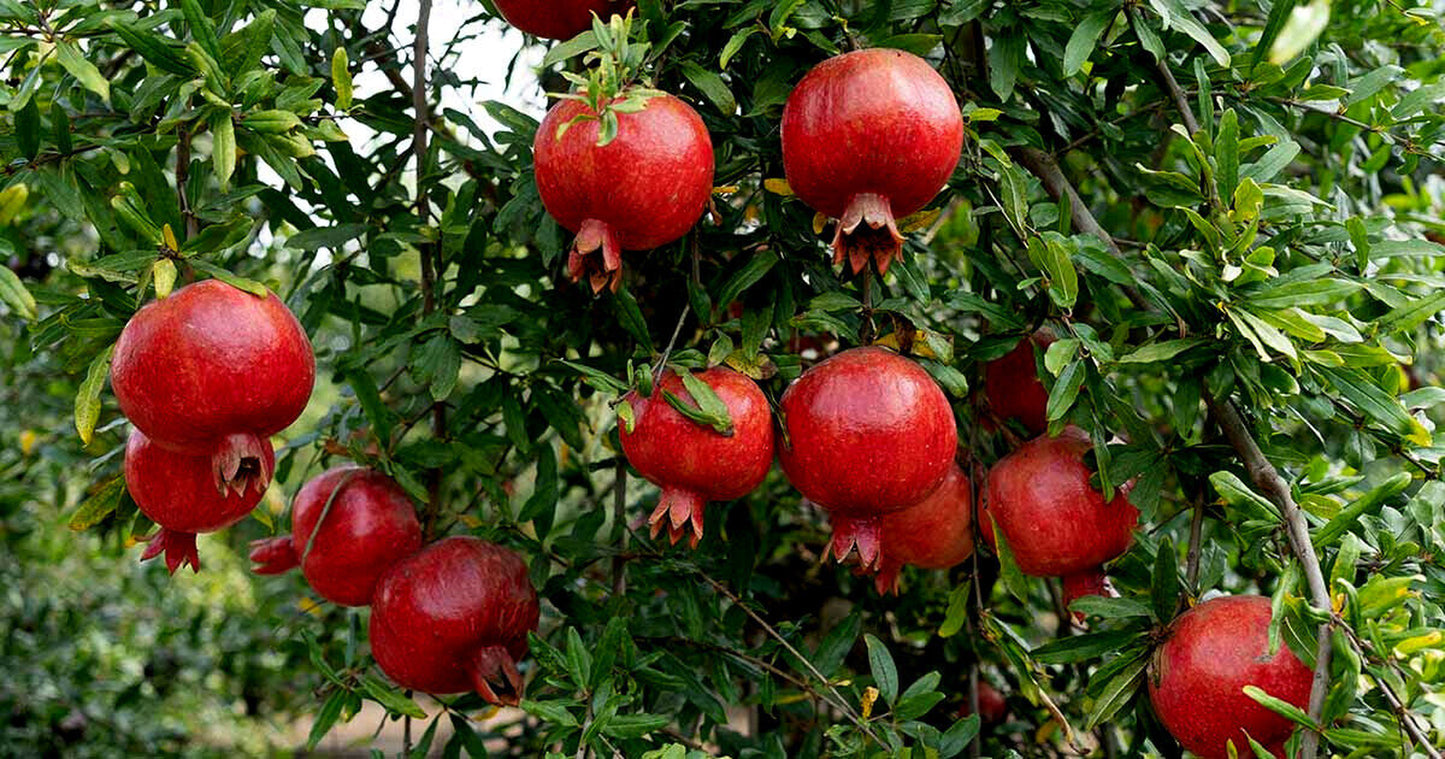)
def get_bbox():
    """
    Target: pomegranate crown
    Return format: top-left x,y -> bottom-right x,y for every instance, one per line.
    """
546,10 -> 665,147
